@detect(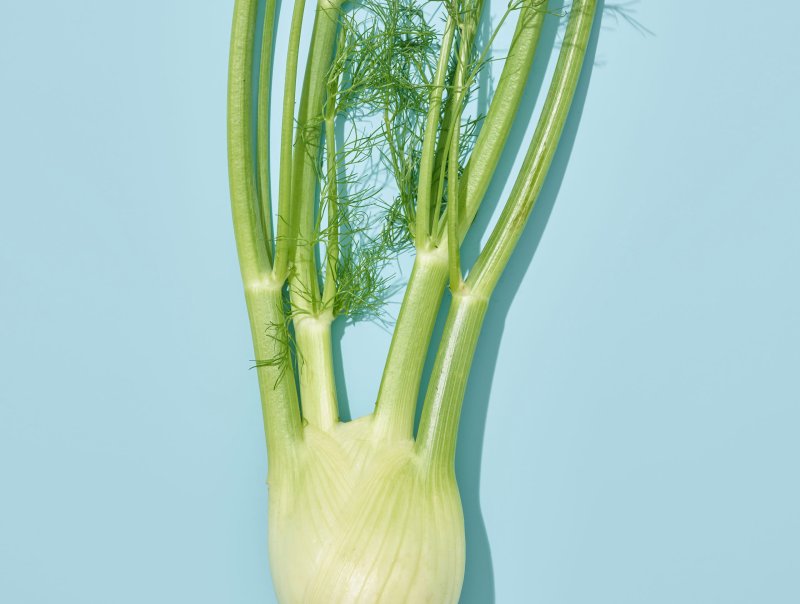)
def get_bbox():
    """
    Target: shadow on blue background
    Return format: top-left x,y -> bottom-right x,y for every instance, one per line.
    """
454,3 -> 604,601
